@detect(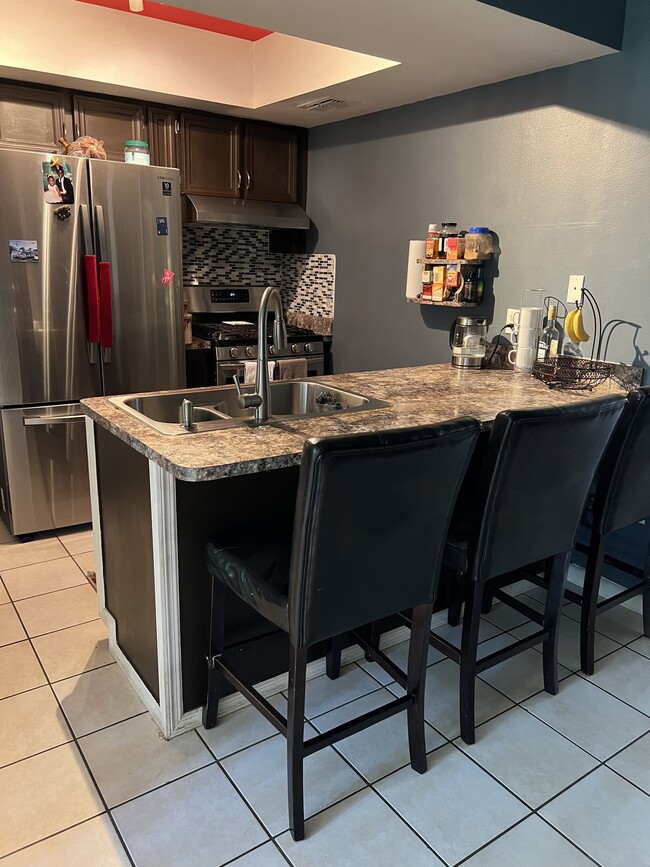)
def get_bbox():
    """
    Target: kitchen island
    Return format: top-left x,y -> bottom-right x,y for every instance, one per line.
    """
82,365 -> 623,738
